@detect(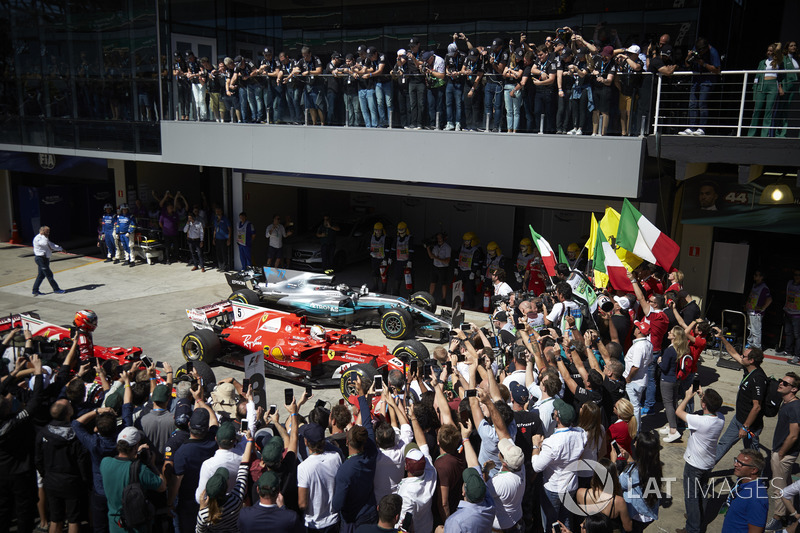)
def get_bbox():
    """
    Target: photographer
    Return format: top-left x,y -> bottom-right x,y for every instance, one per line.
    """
613,45 -> 643,136
544,281 -> 583,332
591,46 -> 617,136
421,51 -> 446,130
680,37 -> 721,136
392,49 -> 410,128
444,42 -> 465,131
482,38 -> 508,131
405,37 -> 426,130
